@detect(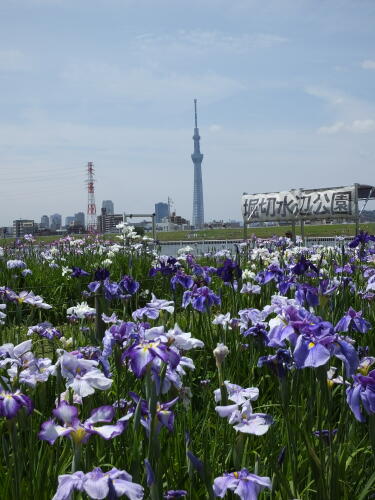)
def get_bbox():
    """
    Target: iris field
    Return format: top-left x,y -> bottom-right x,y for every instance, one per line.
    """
0,226 -> 375,499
